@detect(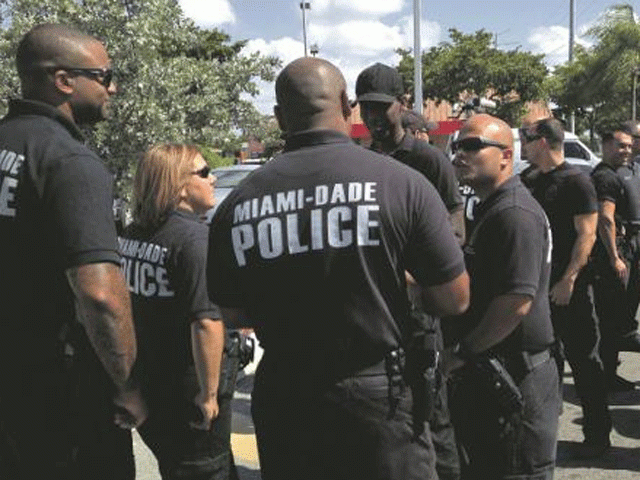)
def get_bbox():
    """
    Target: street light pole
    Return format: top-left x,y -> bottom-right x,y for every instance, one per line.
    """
413,0 -> 423,114
569,0 -> 576,133
300,2 -> 310,57
633,68 -> 639,121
